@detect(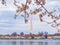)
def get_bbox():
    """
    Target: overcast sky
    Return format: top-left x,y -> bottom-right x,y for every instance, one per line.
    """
0,0 -> 60,34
